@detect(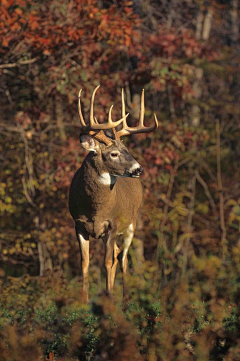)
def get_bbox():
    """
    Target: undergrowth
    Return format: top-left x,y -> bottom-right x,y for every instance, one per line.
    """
0,251 -> 240,361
